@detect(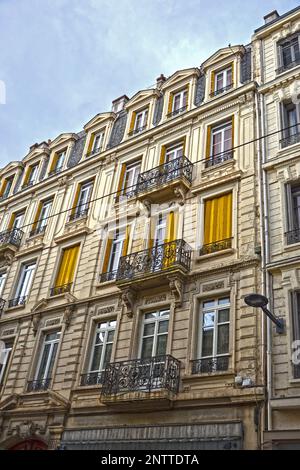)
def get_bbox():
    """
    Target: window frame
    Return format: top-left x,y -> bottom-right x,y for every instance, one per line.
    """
88,320 -> 116,374
14,261 -> 36,301
172,88 -> 188,113
34,330 -> 61,382
214,66 -> 233,93
138,309 -> 170,359
0,339 -> 14,385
